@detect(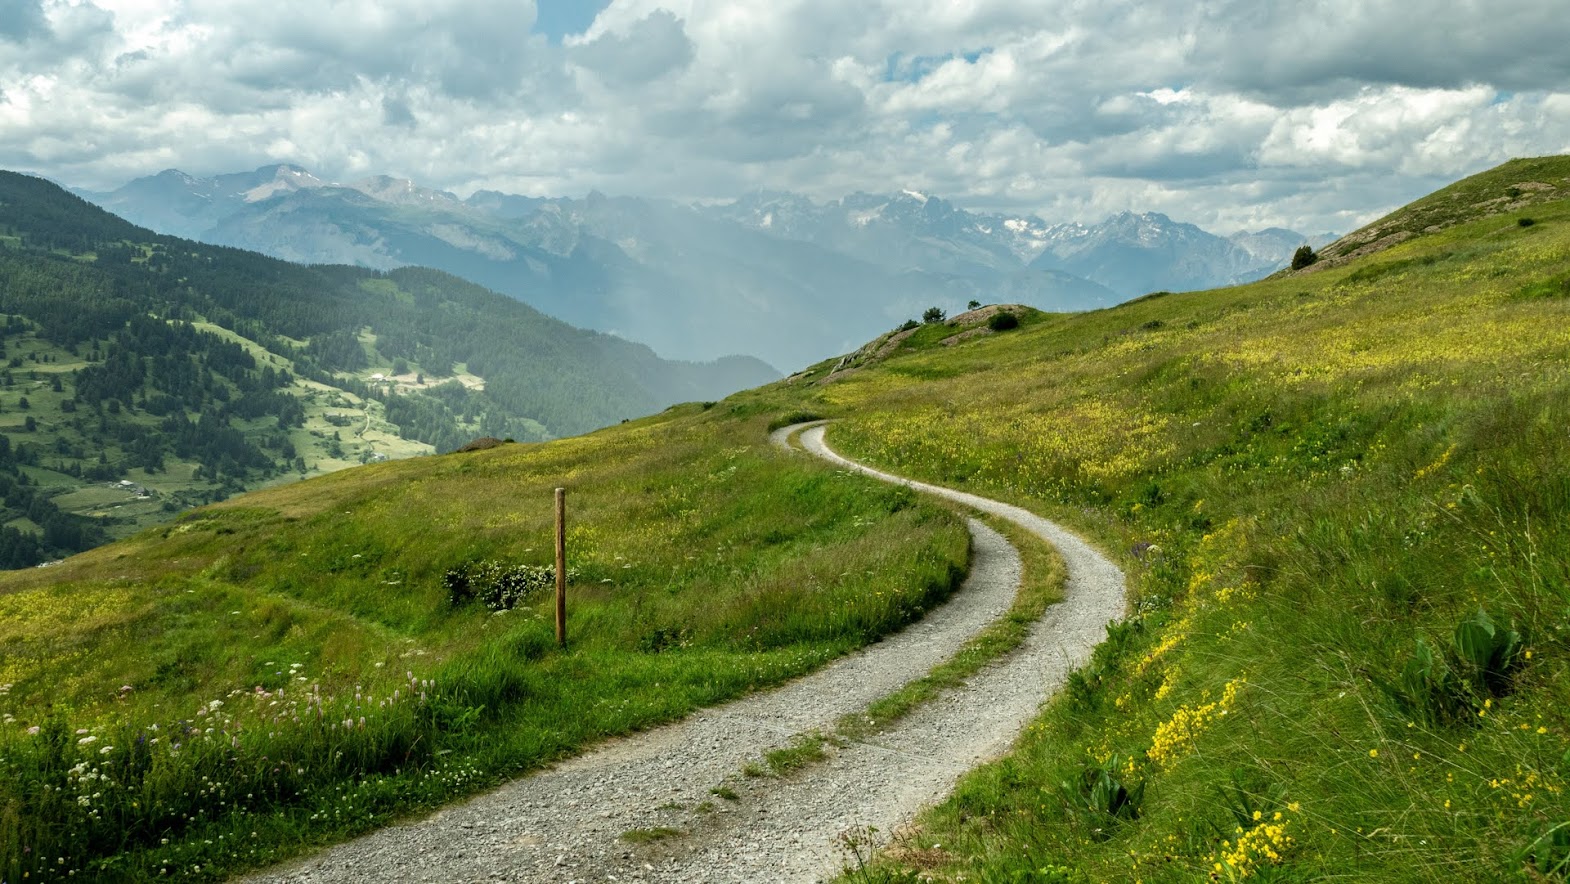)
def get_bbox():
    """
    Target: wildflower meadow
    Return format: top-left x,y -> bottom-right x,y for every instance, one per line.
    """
804,160 -> 1570,881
